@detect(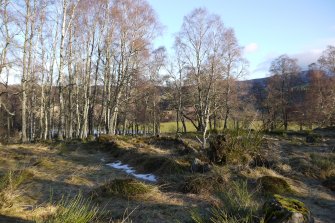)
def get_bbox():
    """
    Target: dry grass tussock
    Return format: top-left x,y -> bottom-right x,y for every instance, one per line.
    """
0,169 -> 33,212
